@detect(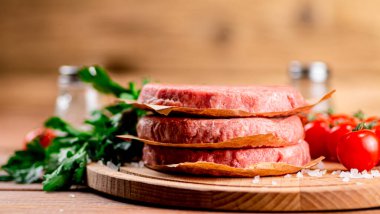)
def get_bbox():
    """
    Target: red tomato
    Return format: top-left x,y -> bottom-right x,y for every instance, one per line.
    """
337,130 -> 379,171
329,114 -> 357,126
373,125 -> 380,139
326,123 -> 354,162
304,120 -> 330,158
365,116 -> 379,123
371,125 -> 380,165
24,128 -> 56,148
